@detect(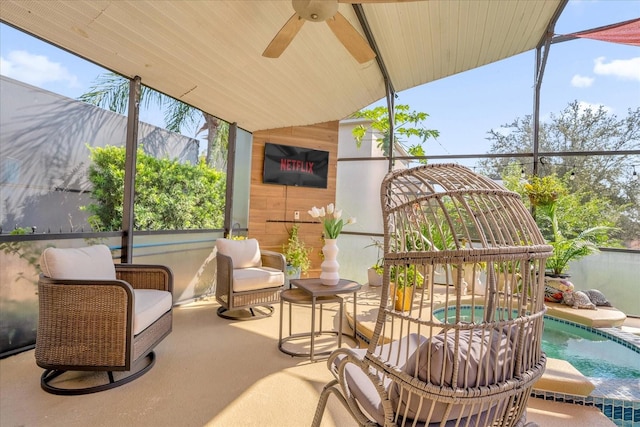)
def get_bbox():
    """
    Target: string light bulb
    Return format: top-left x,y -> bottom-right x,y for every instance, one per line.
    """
520,167 -> 526,179
633,166 -> 638,181
570,170 -> 575,180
